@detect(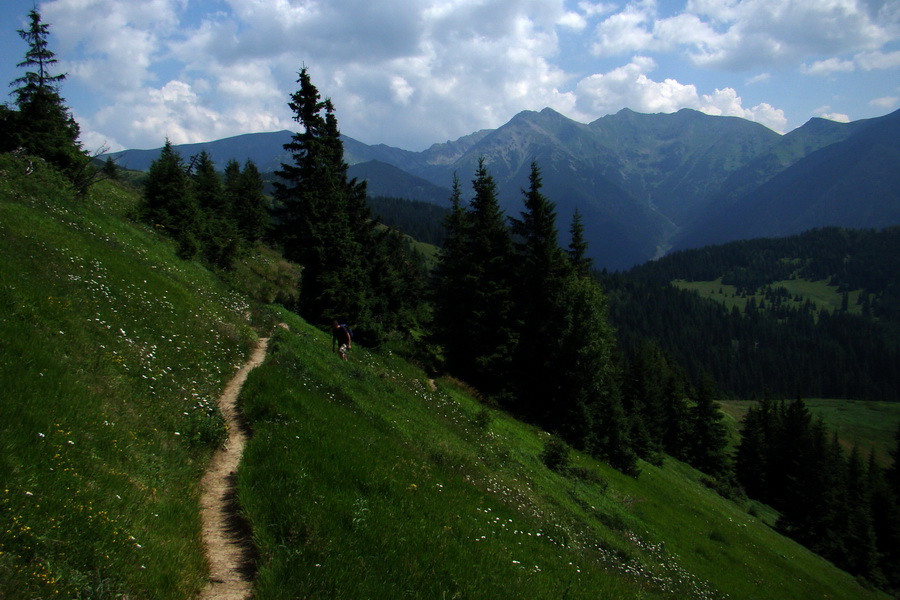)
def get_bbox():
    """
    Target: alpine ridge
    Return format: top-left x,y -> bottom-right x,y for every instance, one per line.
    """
107,107 -> 900,270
